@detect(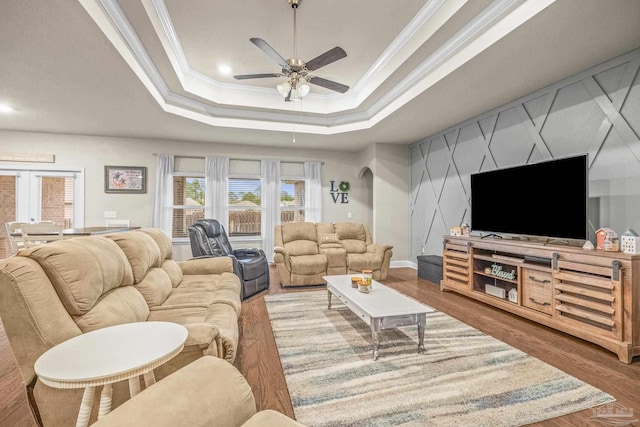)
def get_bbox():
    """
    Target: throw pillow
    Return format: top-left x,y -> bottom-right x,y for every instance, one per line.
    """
318,232 -> 340,244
